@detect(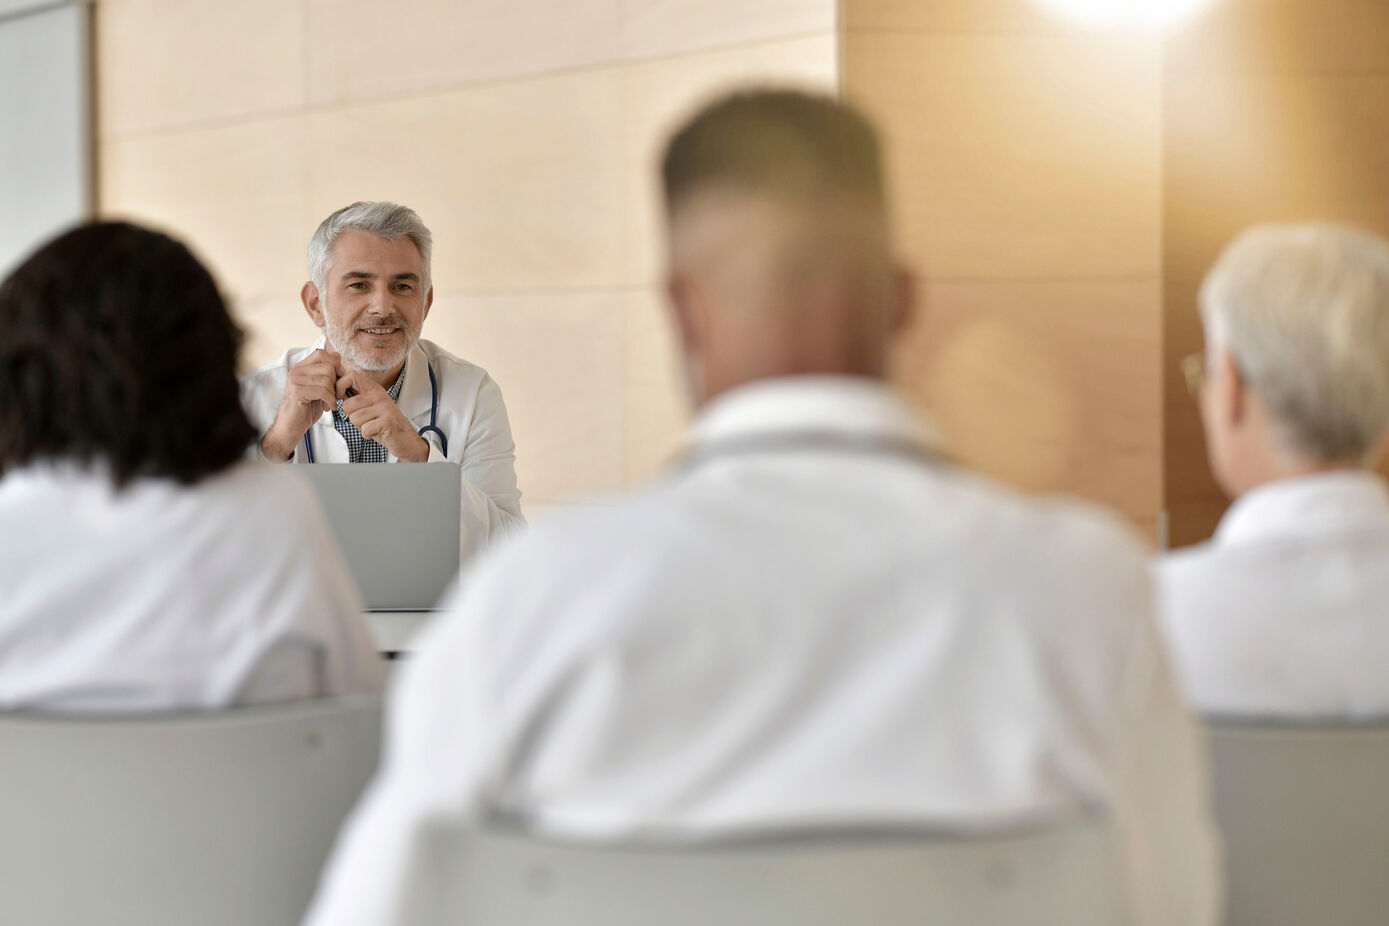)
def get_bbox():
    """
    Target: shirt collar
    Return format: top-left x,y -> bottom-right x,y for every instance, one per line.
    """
385,361 -> 407,401
686,375 -> 940,455
1214,469 -> 1389,546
